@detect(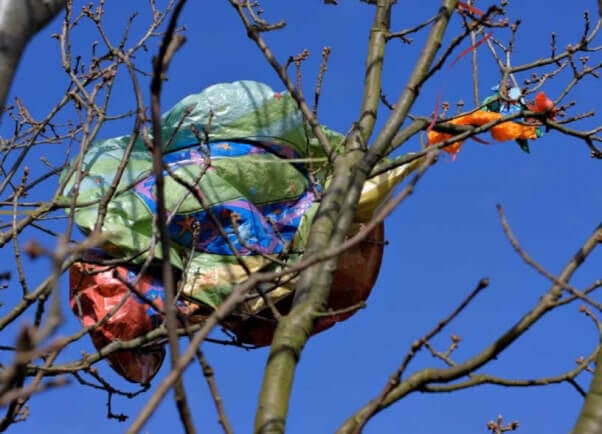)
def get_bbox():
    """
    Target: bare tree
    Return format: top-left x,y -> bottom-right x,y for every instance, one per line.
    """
0,1 -> 600,433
